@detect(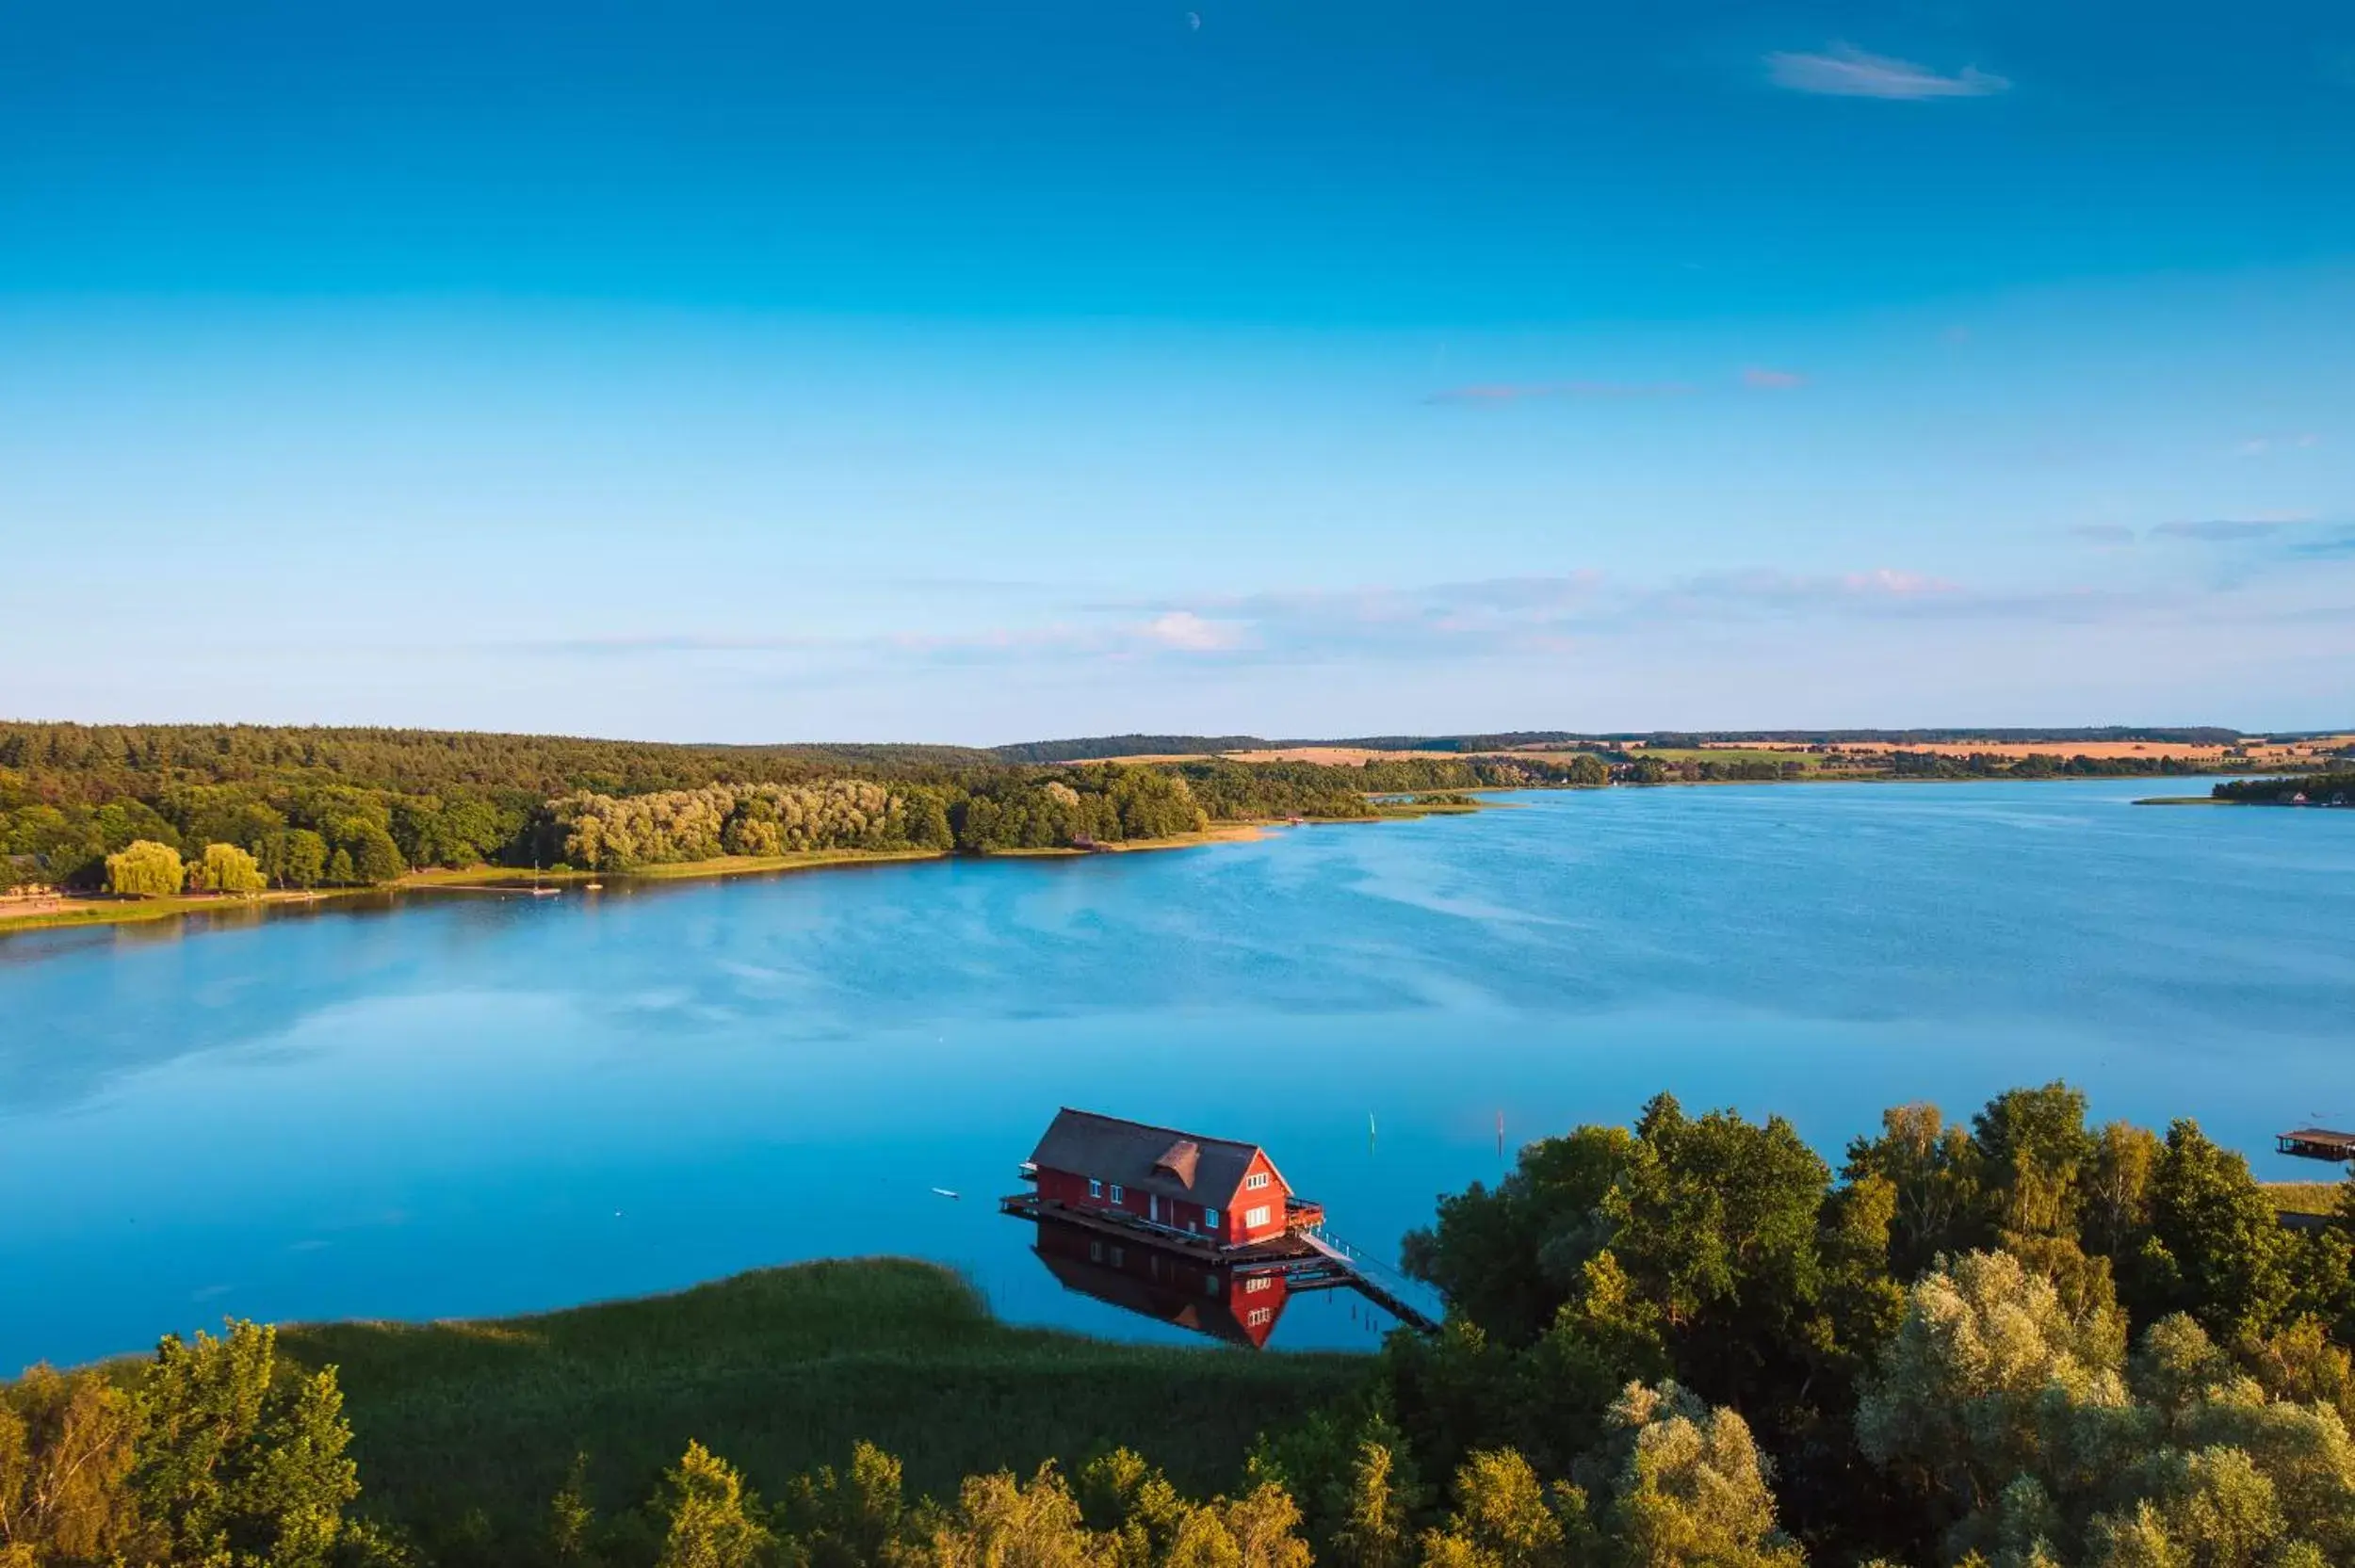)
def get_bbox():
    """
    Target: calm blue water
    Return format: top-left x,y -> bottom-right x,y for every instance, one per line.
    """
4,780 -> 2352,1370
